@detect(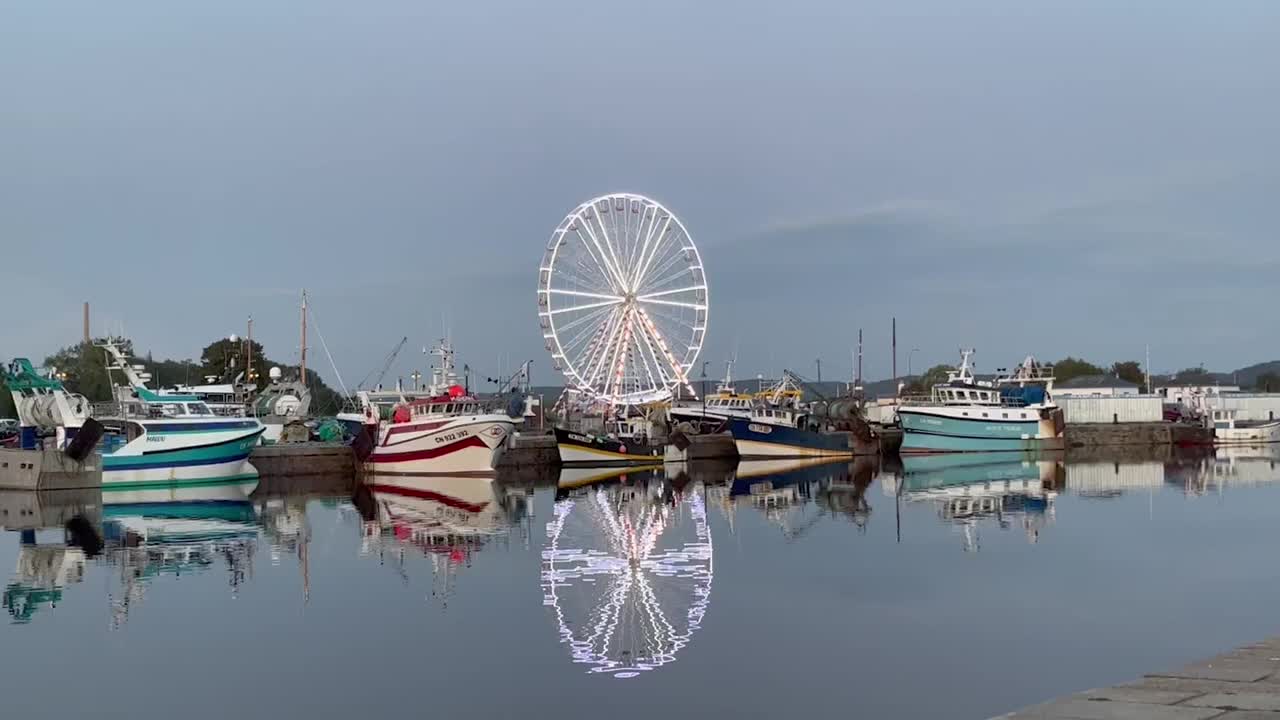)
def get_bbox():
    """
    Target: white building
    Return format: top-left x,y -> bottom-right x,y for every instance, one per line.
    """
1156,383 -> 1241,405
